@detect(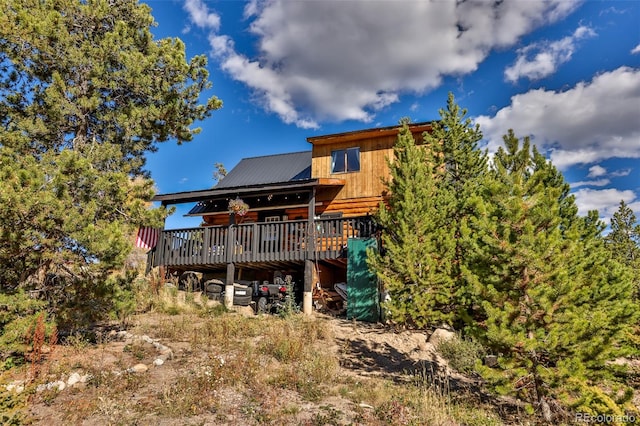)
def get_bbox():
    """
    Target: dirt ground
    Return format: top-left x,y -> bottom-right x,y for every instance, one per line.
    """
9,307 -> 480,426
